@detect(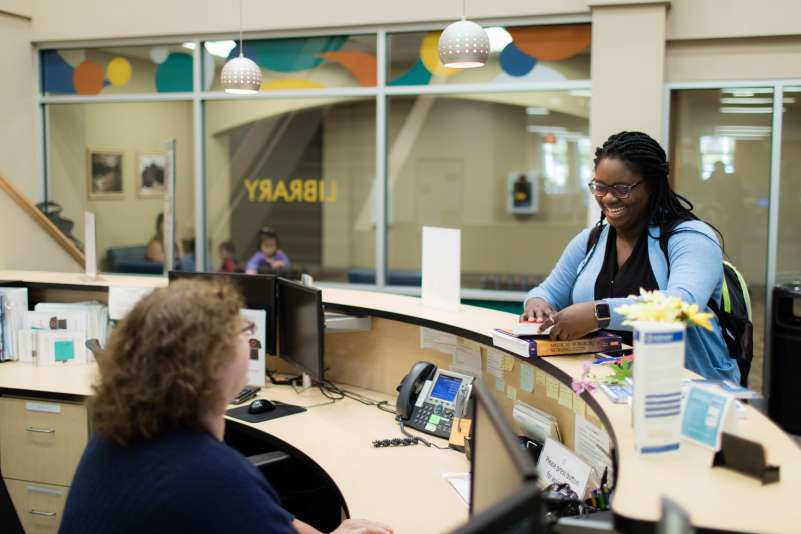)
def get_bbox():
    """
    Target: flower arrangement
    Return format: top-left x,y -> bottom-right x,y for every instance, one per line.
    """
572,291 -> 714,392
616,289 -> 714,330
